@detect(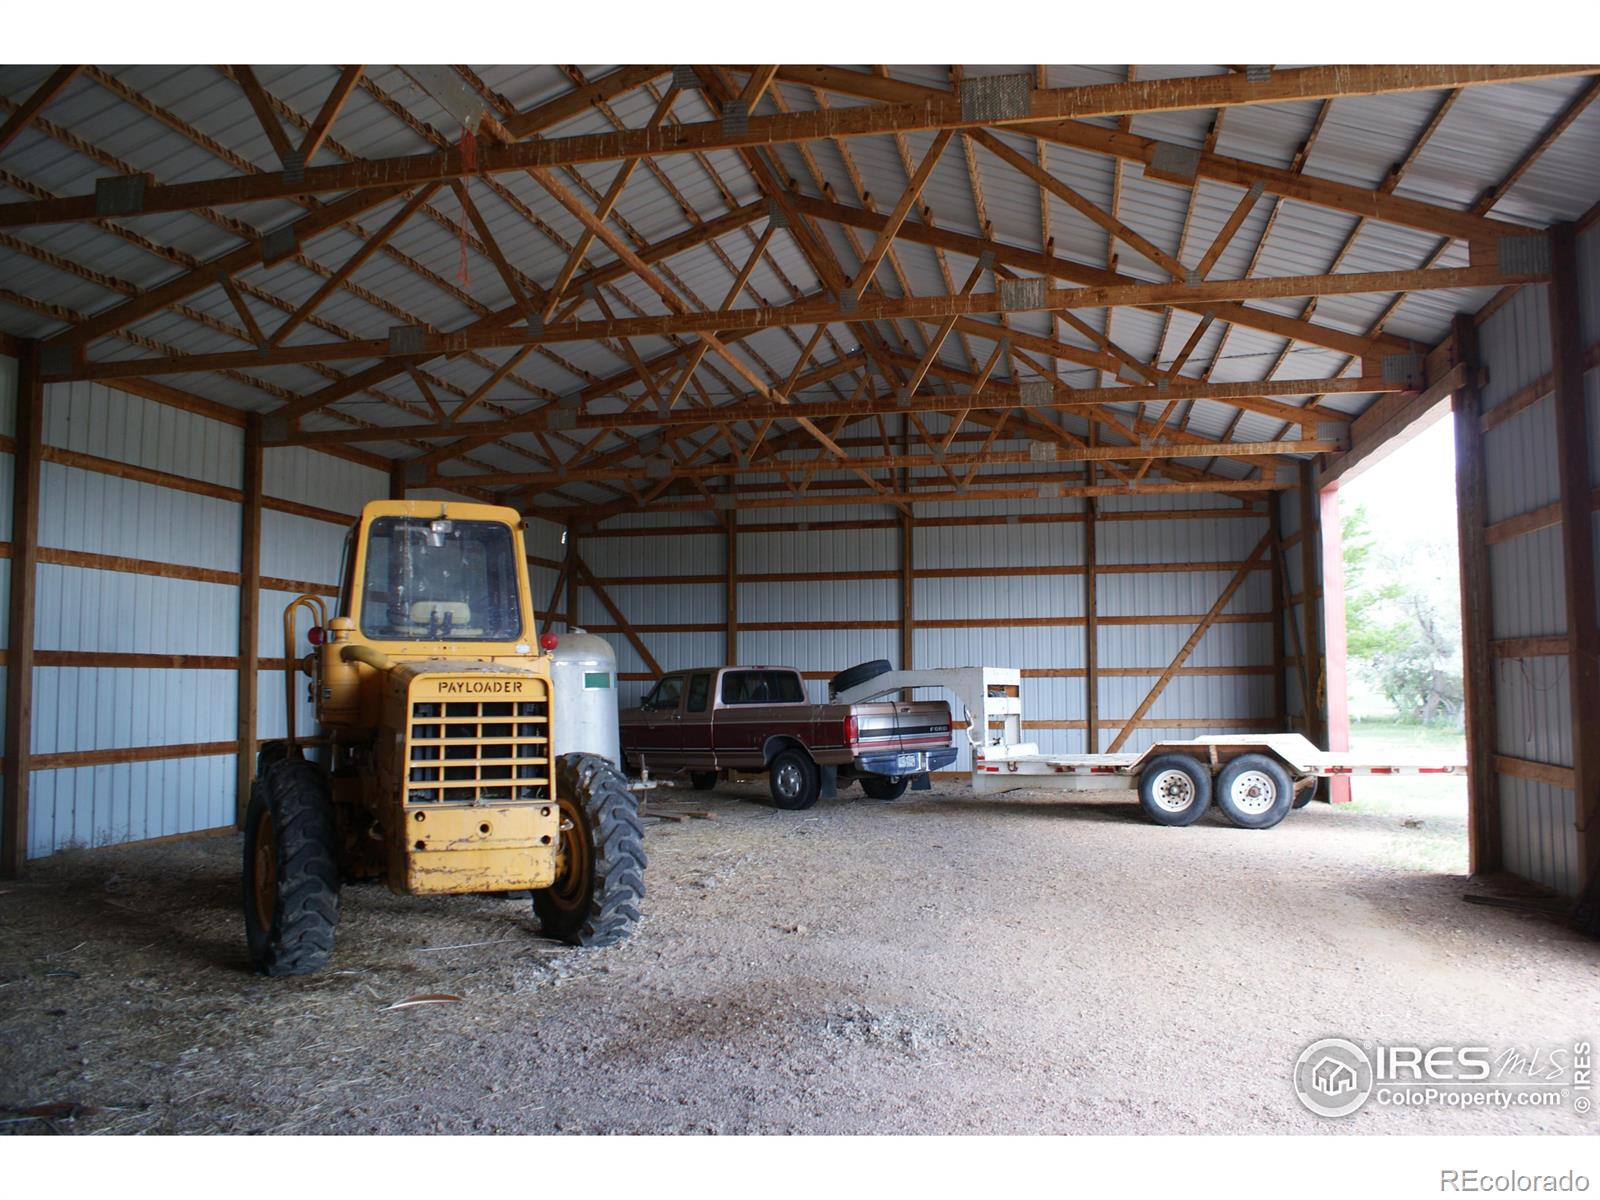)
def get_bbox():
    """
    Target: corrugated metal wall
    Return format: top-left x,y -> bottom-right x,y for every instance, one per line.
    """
27,381 -> 244,854
575,488 -> 1281,772
1471,224 -> 1599,897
